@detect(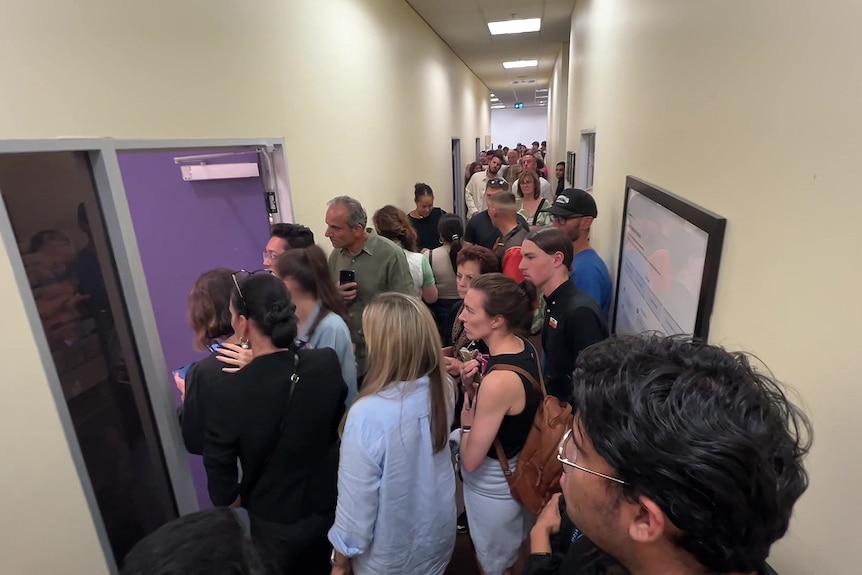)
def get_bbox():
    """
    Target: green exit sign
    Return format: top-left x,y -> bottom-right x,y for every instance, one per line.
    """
514,102 -> 525,109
